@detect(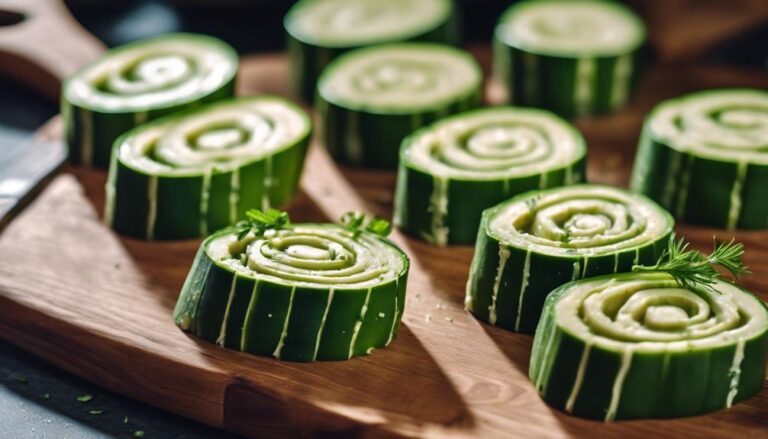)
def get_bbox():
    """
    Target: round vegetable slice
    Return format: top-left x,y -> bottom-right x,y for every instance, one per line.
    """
317,43 -> 483,168
105,97 -> 311,240
284,0 -> 456,102
62,33 -> 239,168
631,88 -> 768,230
173,215 -> 410,362
493,0 -> 646,117
530,272 -> 768,420
465,184 -> 674,334
394,107 -> 587,245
